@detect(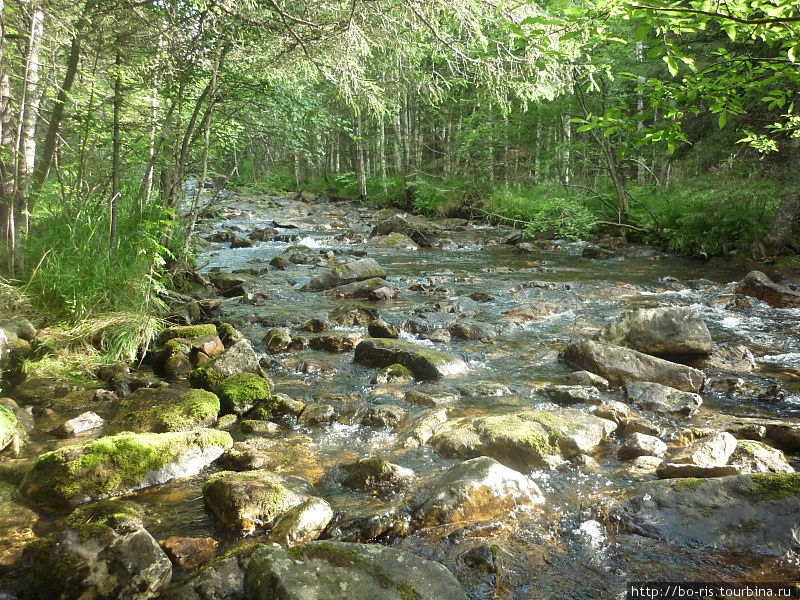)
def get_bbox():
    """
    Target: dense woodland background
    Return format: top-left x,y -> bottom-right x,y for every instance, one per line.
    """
1,0 -> 799,365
